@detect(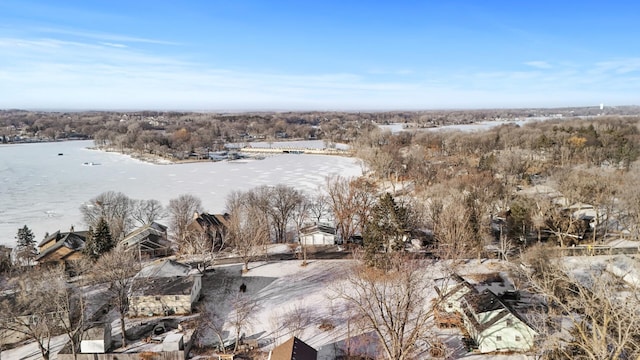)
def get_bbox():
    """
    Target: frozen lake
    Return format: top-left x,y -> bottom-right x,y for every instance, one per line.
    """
0,140 -> 362,246
378,117 -> 554,134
